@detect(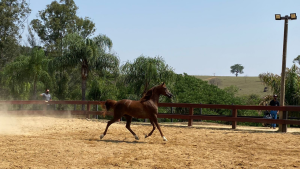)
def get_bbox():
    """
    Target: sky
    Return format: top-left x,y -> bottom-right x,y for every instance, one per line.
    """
24,0 -> 300,77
